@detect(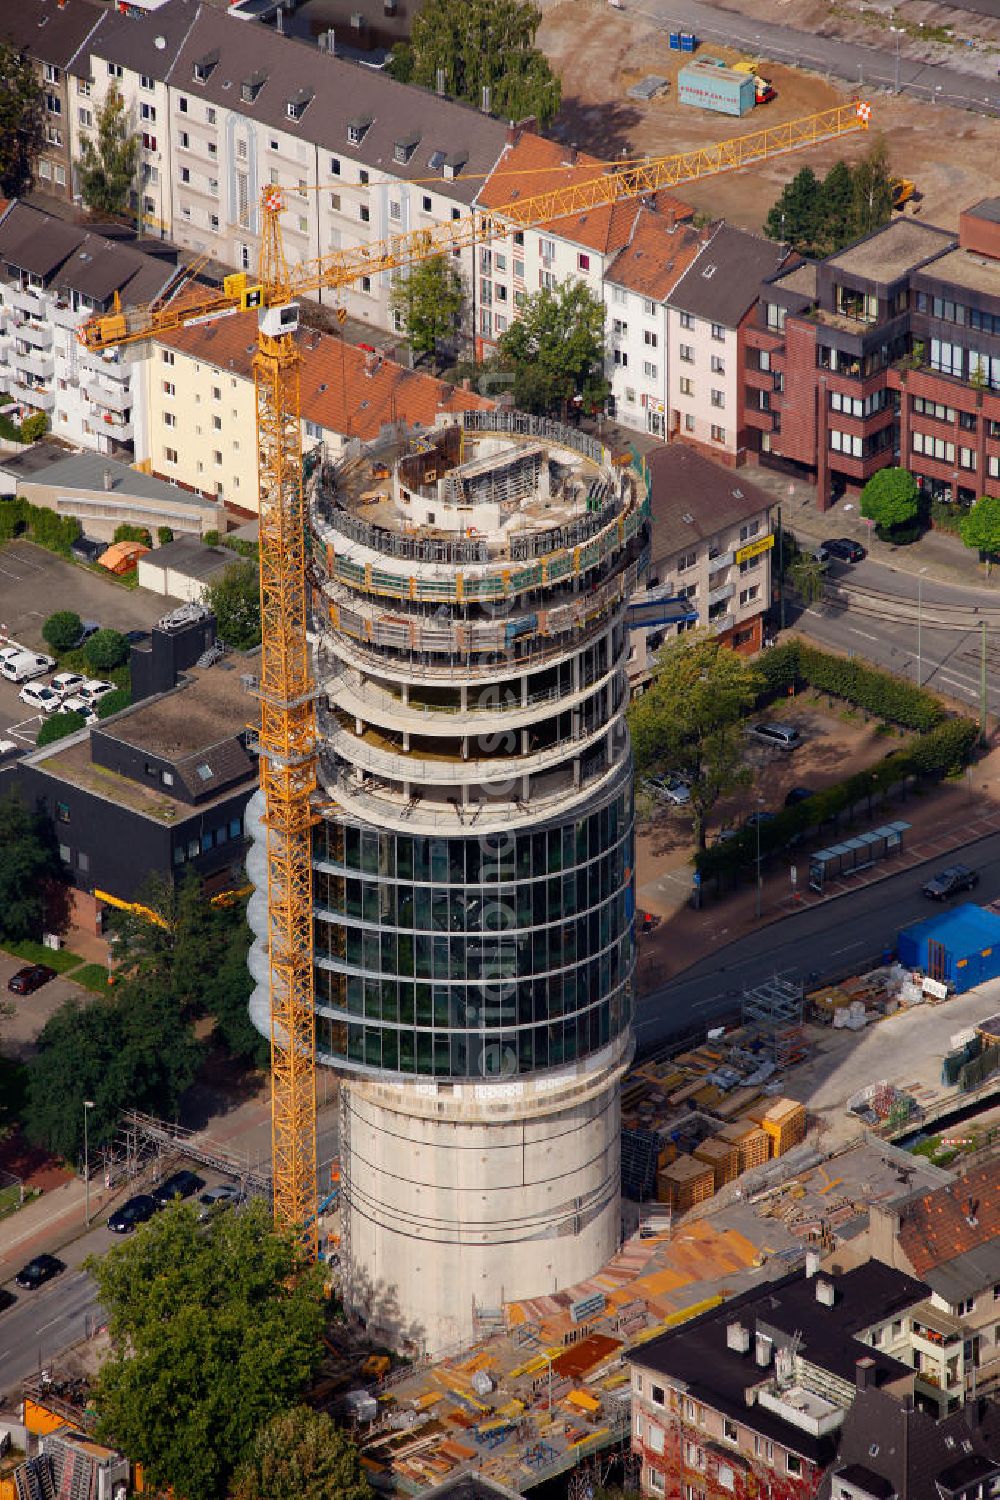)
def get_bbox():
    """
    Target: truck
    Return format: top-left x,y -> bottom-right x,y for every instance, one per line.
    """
732,57 -> 776,104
